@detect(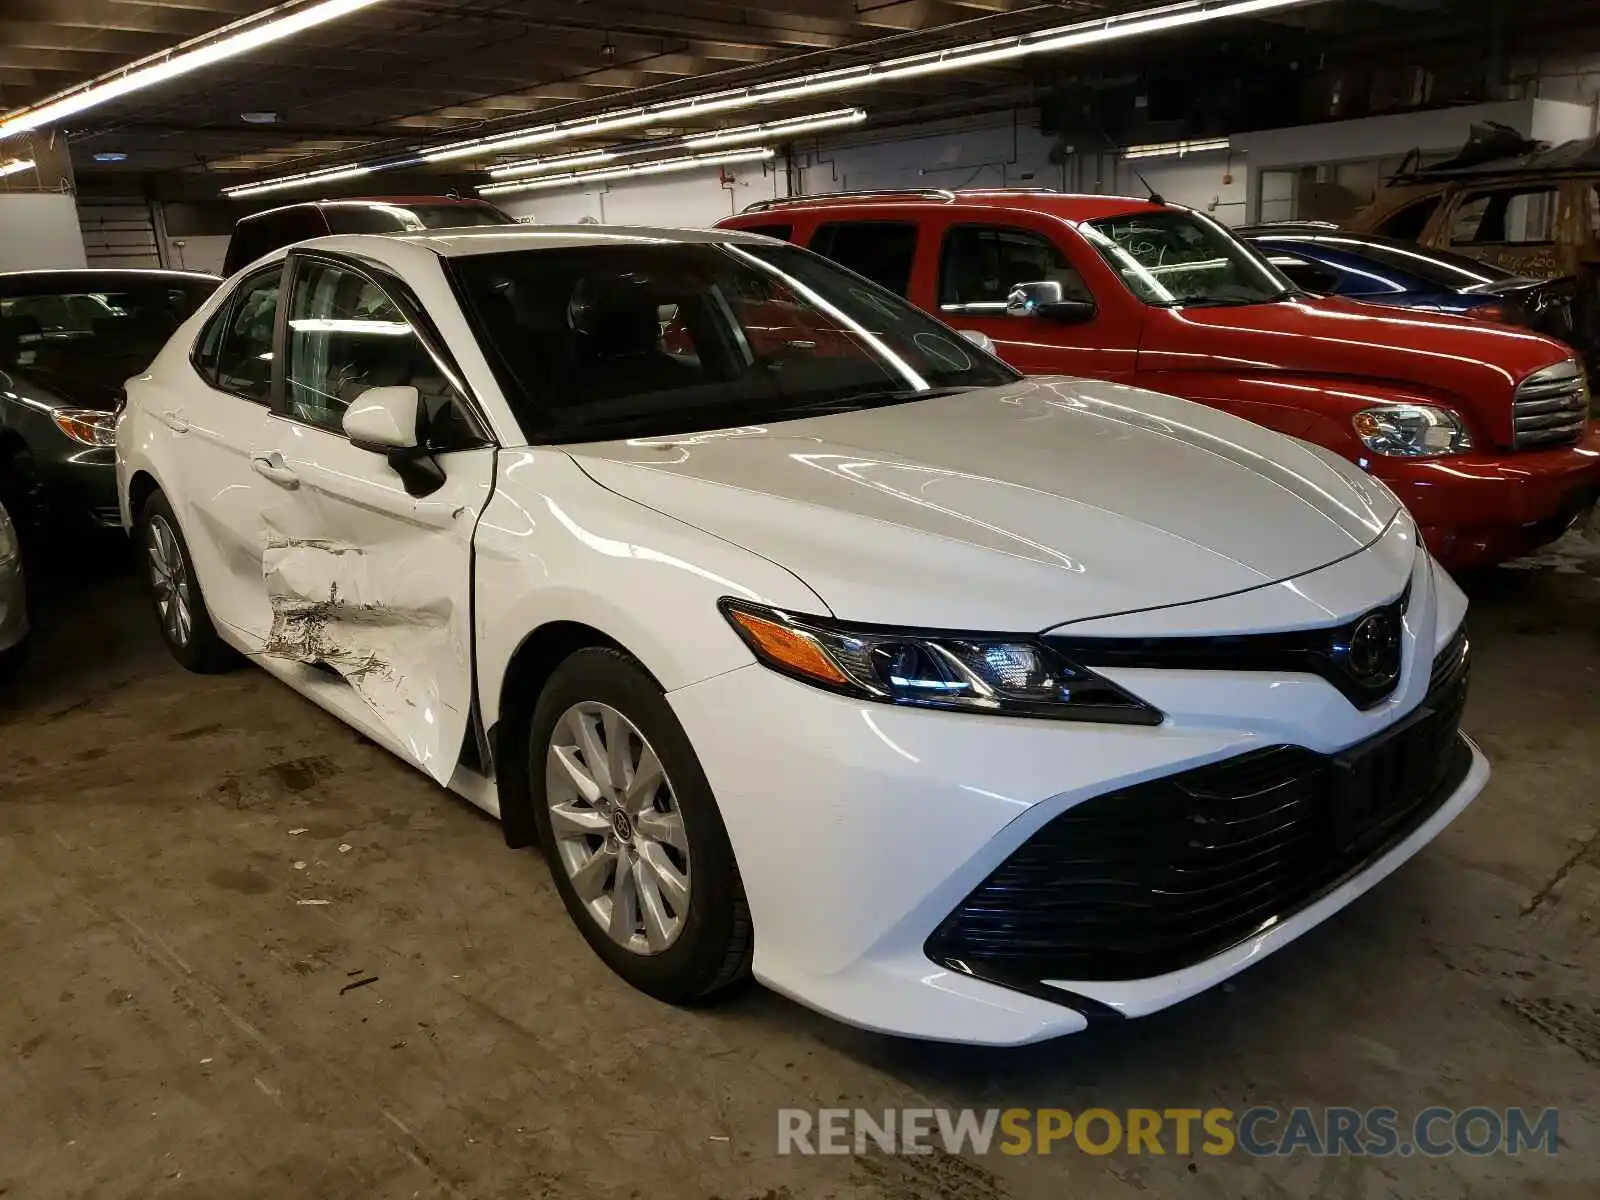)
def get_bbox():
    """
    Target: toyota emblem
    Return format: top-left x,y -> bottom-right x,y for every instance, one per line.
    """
1346,611 -> 1402,686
